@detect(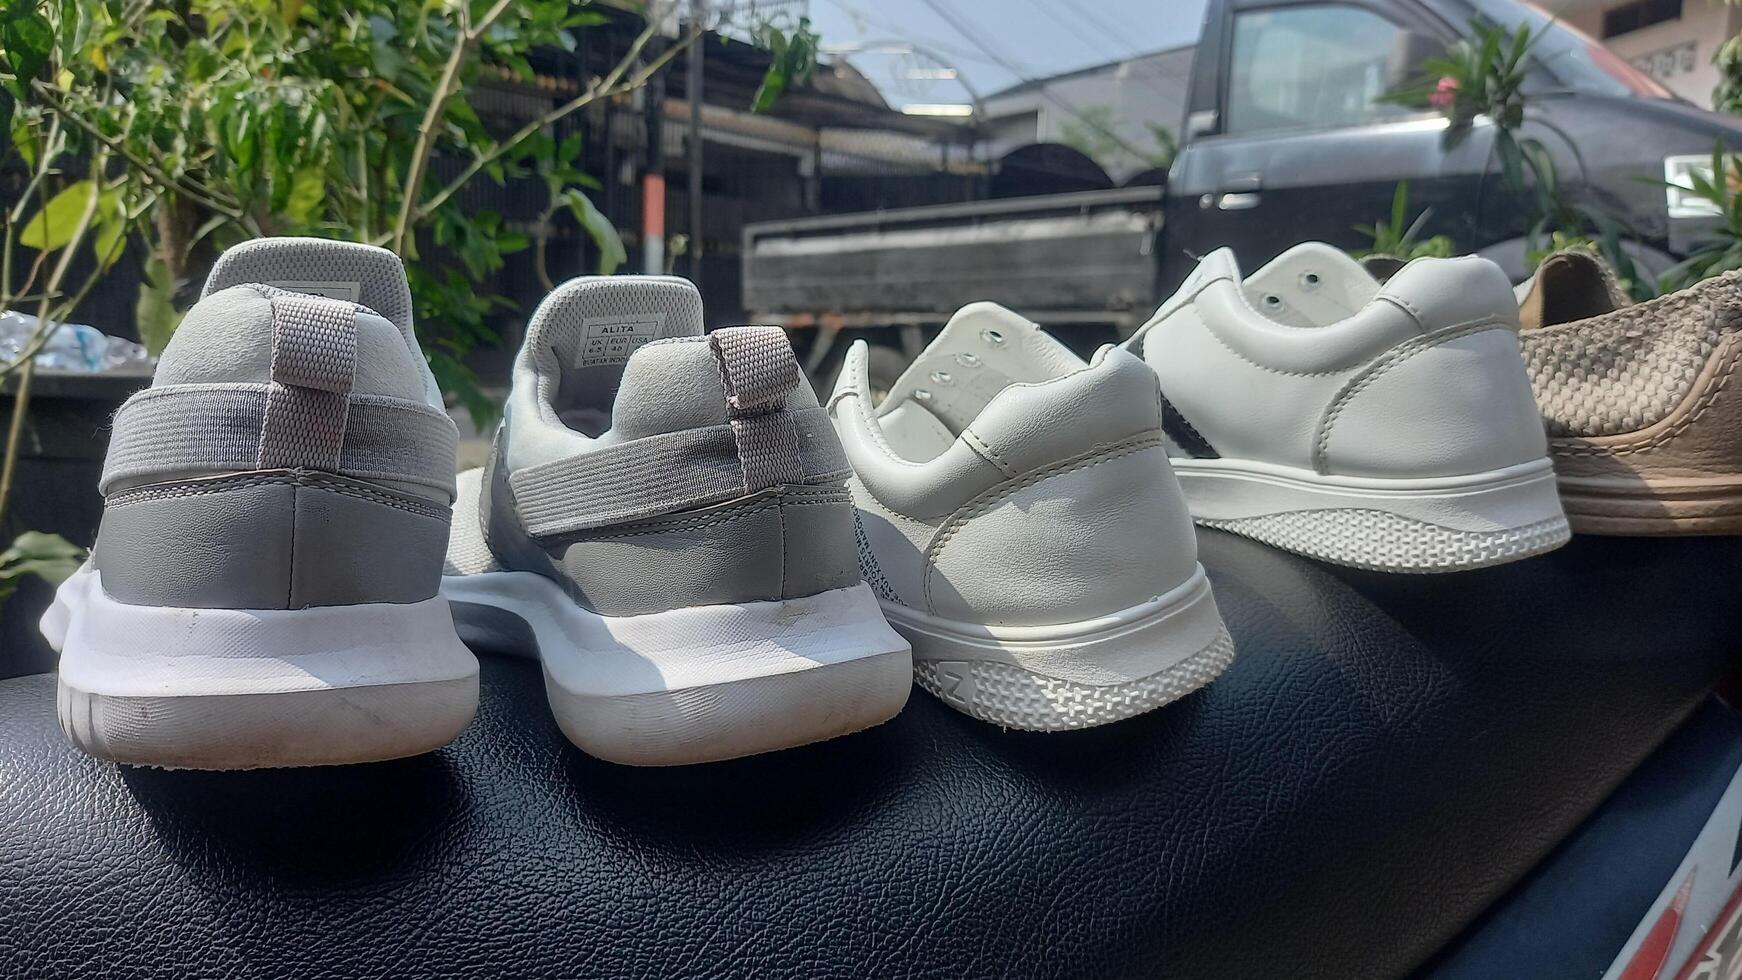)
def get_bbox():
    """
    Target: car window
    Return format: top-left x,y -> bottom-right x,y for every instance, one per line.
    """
1226,5 -> 1421,135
